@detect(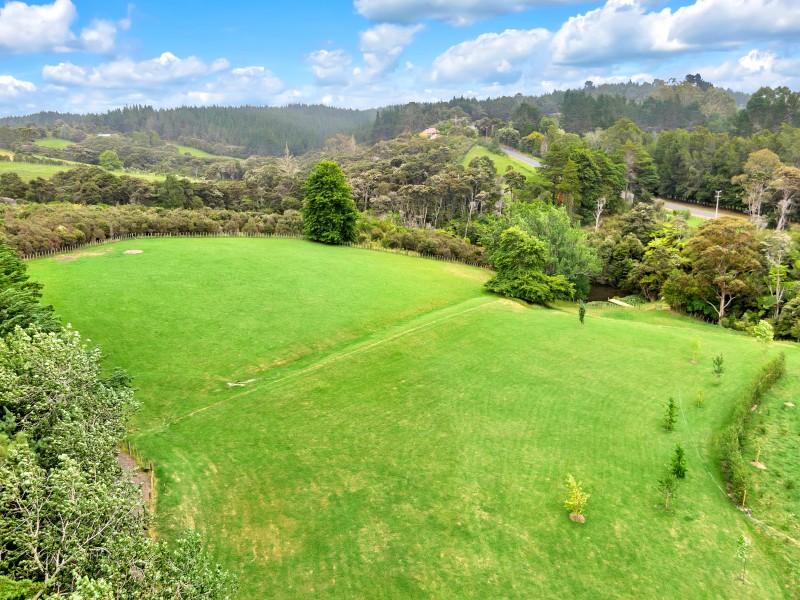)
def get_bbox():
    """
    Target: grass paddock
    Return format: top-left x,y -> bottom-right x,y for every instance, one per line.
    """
29,238 -> 798,599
